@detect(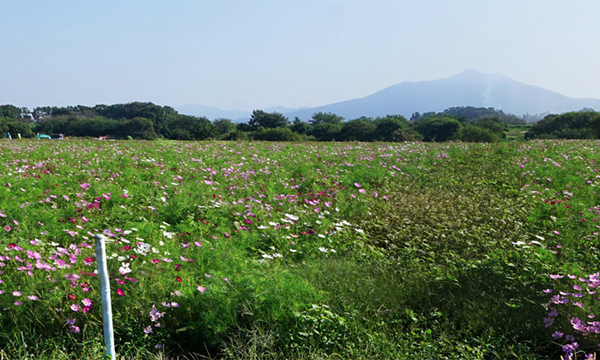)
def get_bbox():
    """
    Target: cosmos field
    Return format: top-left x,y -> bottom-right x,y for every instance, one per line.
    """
1,139 -> 600,359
